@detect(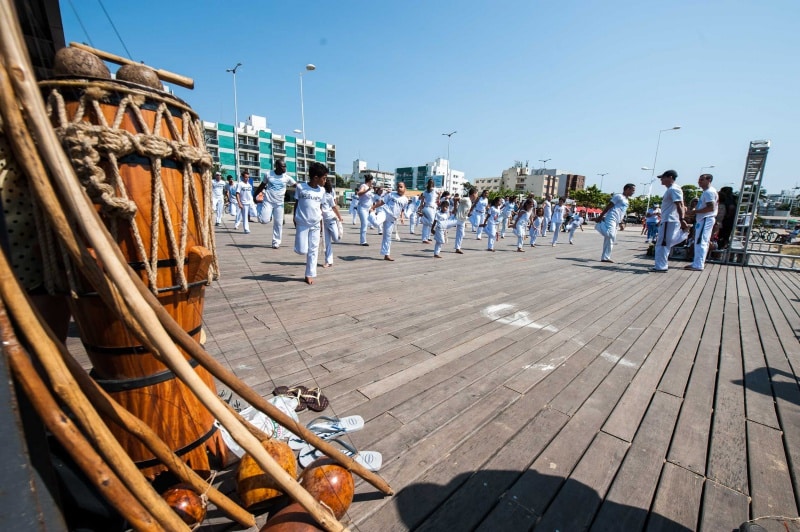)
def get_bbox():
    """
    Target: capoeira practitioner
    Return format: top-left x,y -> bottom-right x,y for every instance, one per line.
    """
349,190 -> 358,224
530,207 -> 544,247
514,199 -> 534,252
406,195 -> 420,235
253,159 -> 296,248
432,200 -> 457,258
371,181 -> 408,261
469,190 -> 489,239
685,173 -> 718,271
596,183 -> 636,263
549,197 -> 567,246
419,179 -> 439,244
293,162 -> 327,284
567,209 -> 584,244
454,188 -> 476,254
321,176 -> 343,268
234,170 -> 254,234
483,197 -> 502,251
653,170 -> 689,272
226,176 -> 237,217
356,174 -> 374,246
499,196 -> 515,239
541,194 -> 553,237
211,171 -> 226,226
